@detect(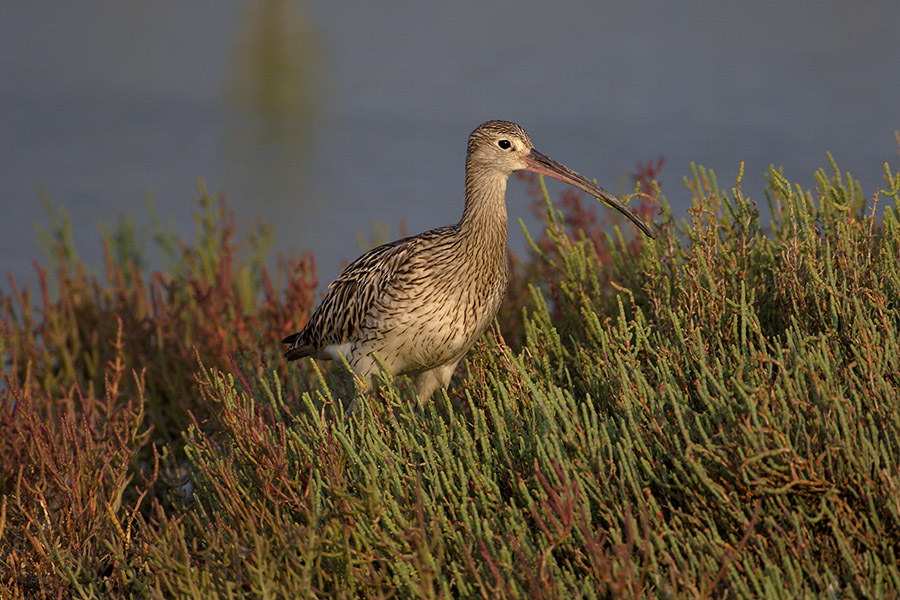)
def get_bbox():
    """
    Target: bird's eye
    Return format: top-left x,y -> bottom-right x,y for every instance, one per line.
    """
497,139 -> 512,150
